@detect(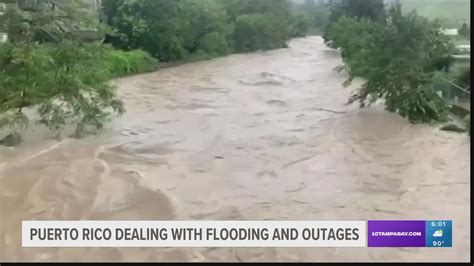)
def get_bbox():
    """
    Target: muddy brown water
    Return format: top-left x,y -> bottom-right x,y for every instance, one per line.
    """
0,36 -> 470,262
